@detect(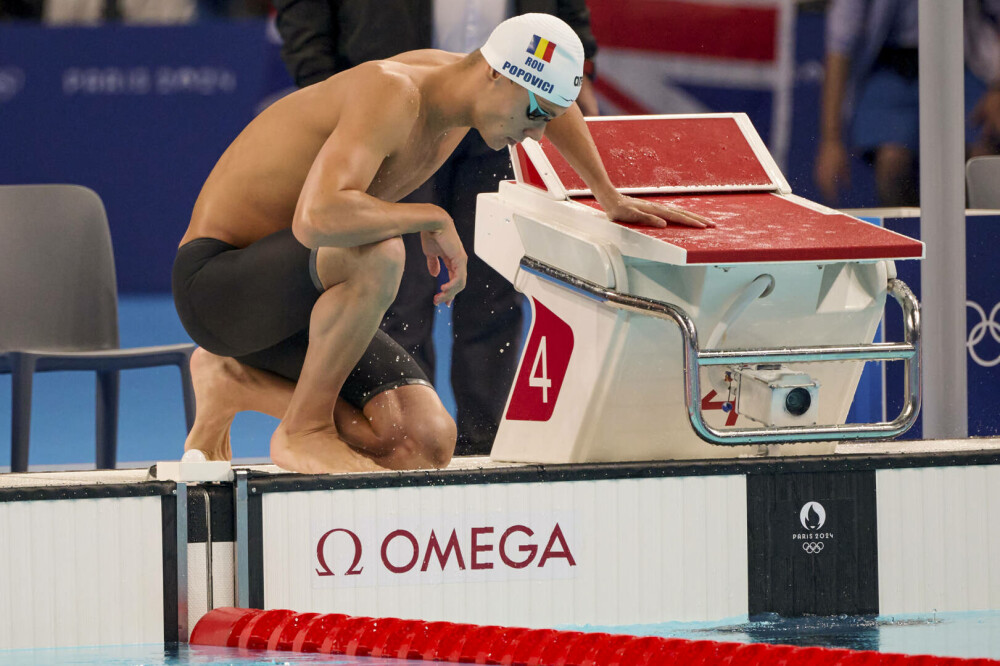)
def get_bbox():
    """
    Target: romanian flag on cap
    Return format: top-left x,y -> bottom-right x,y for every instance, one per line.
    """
526,34 -> 556,63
